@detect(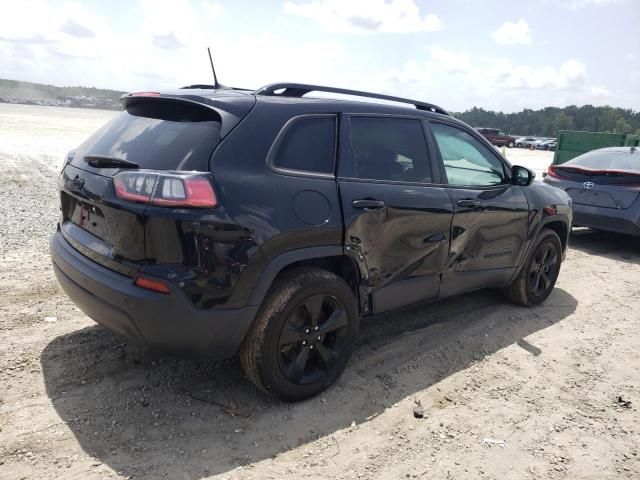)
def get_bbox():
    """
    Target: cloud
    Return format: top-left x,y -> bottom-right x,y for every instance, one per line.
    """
152,33 -> 184,49
493,20 -> 531,45
283,0 -> 442,34
427,45 -> 472,75
0,0 -> 634,112
559,0 -> 621,8
60,19 -> 95,38
492,58 -> 586,89
201,1 -> 223,16
368,46 -> 595,111
589,85 -> 614,97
